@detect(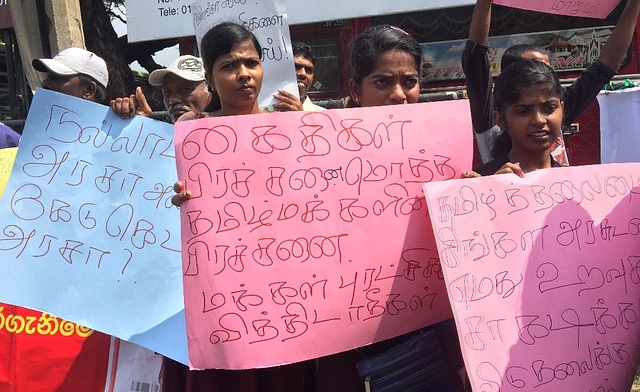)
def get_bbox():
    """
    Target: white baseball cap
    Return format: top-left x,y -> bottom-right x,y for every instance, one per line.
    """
33,47 -> 109,88
148,55 -> 205,86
